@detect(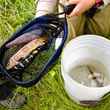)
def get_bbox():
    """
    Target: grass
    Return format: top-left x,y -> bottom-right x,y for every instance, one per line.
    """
0,0 -> 110,110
